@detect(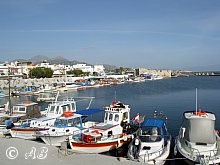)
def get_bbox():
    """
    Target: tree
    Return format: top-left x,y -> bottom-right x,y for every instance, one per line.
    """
115,67 -> 126,74
66,69 -> 84,76
44,68 -> 53,78
29,67 -> 53,78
